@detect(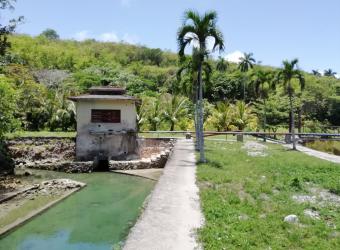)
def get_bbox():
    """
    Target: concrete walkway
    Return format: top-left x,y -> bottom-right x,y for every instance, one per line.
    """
284,143 -> 340,163
123,139 -> 203,250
